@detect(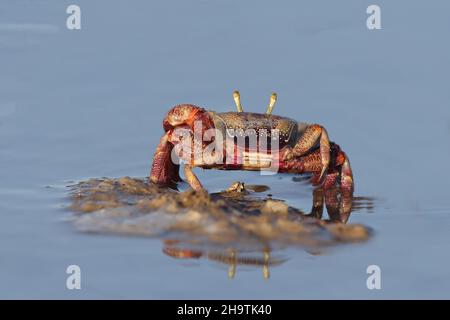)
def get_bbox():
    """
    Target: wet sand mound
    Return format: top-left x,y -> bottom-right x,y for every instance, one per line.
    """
67,177 -> 371,251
